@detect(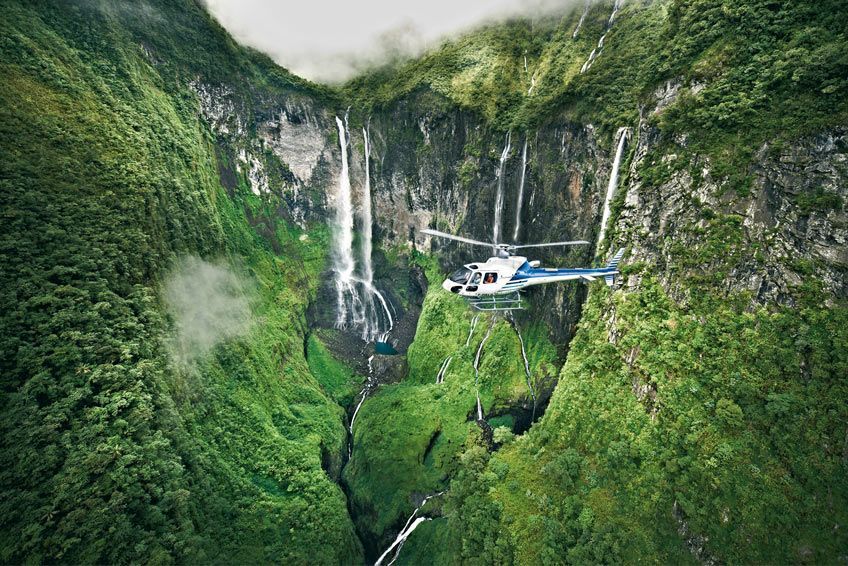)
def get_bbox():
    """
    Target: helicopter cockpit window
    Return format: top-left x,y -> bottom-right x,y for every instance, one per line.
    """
483,273 -> 497,284
470,272 -> 482,285
449,267 -> 471,284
